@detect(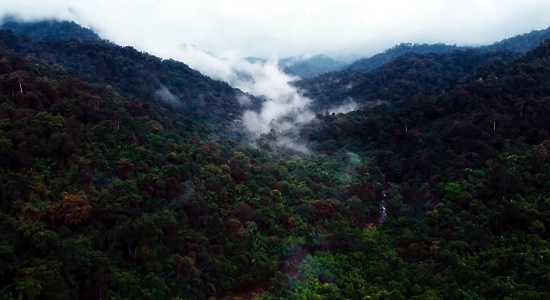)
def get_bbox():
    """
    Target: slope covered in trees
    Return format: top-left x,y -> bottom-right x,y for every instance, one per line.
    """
297,49 -> 517,111
0,21 -> 260,136
1,20 -> 550,300
348,43 -> 464,71
0,18 -> 102,42
0,28 -> 389,299
0,41 -> 350,299
282,40 -> 550,298
348,26 -> 550,72
483,25 -> 550,53
296,25 -> 550,113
